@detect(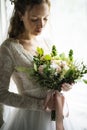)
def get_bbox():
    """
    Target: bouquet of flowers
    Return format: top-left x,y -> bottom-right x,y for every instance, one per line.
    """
31,45 -> 87,89
16,45 -> 87,120
32,45 -> 87,120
